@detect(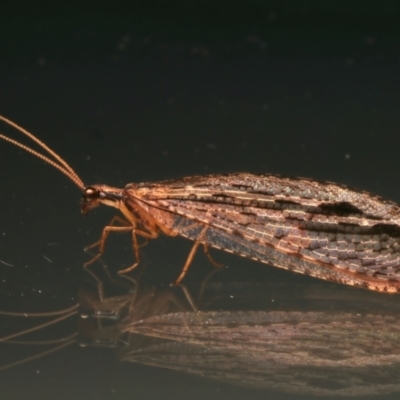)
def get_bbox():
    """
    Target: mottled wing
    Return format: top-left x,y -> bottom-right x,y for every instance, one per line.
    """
129,173 -> 400,292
